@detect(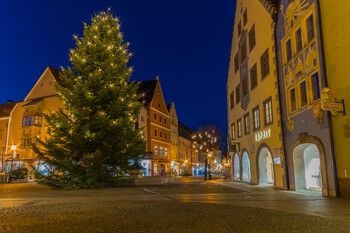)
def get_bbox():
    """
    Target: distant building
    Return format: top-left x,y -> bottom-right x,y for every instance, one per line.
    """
227,0 -> 286,188
167,102 -> 180,176
178,122 -> 199,175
